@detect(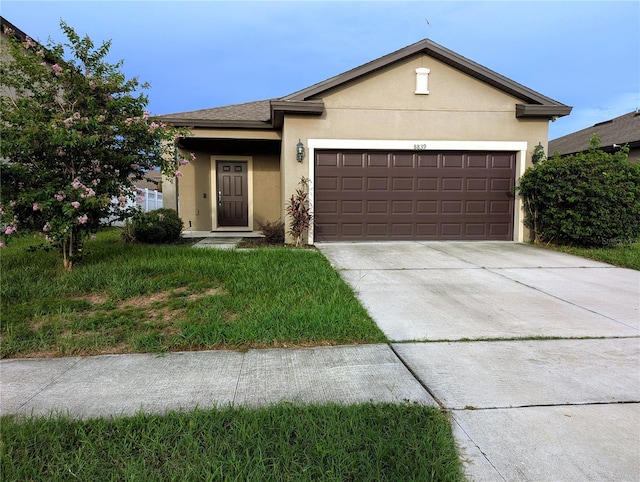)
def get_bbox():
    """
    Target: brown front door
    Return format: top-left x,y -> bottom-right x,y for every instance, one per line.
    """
217,161 -> 248,227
